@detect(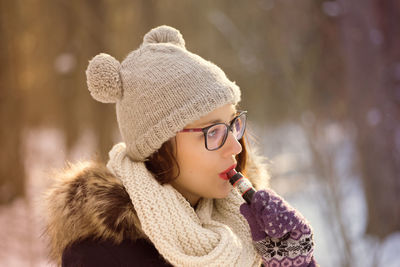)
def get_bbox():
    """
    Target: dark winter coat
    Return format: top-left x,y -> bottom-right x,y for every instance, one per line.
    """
62,237 -> 172,266
43,151 -> 269,266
